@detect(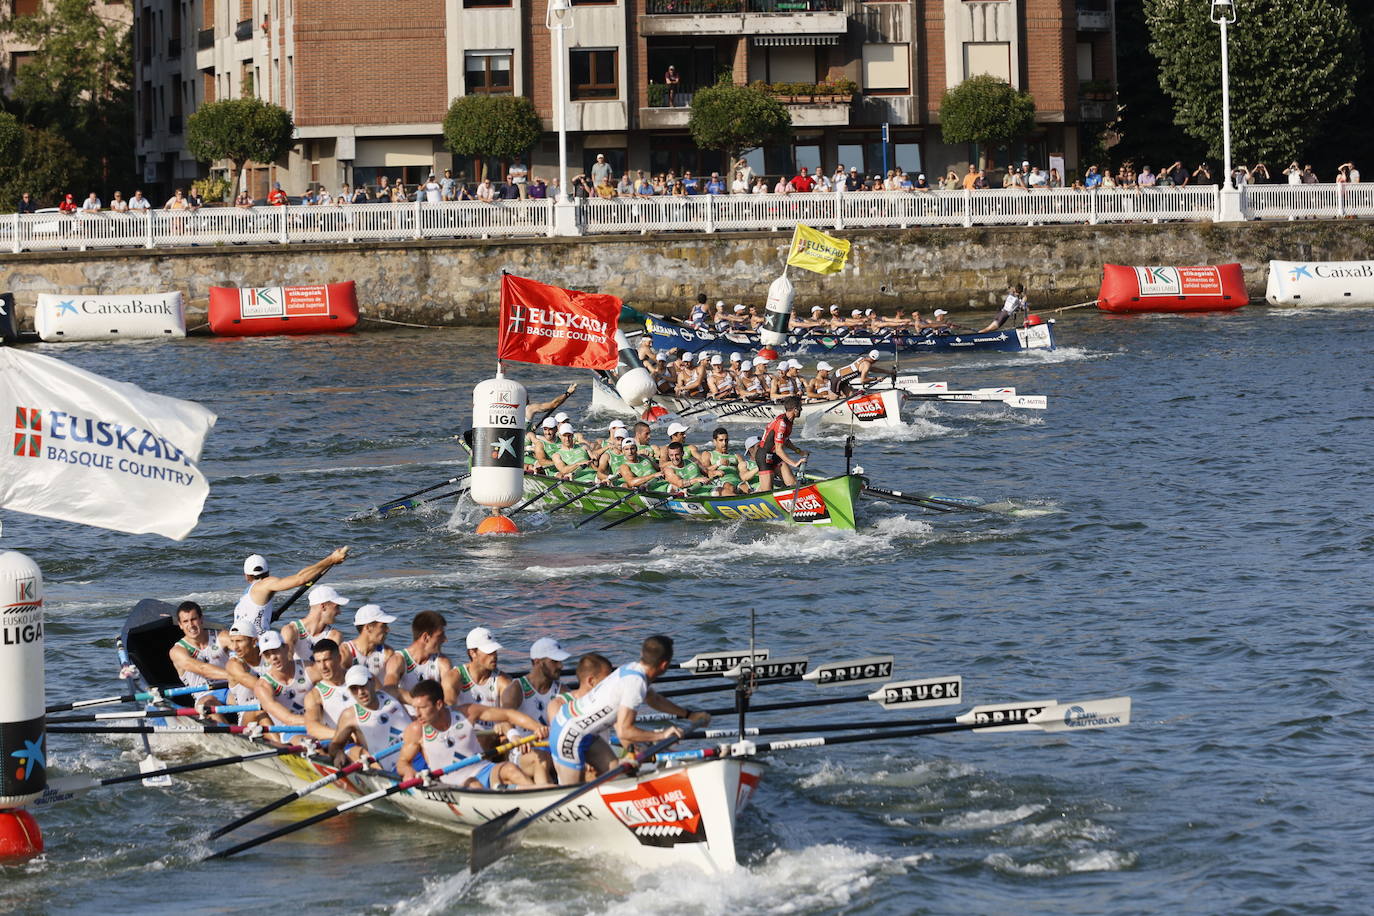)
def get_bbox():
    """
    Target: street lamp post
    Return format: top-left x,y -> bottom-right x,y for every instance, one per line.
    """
546,0 -> 579,234
1210,0 -> 1236,190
